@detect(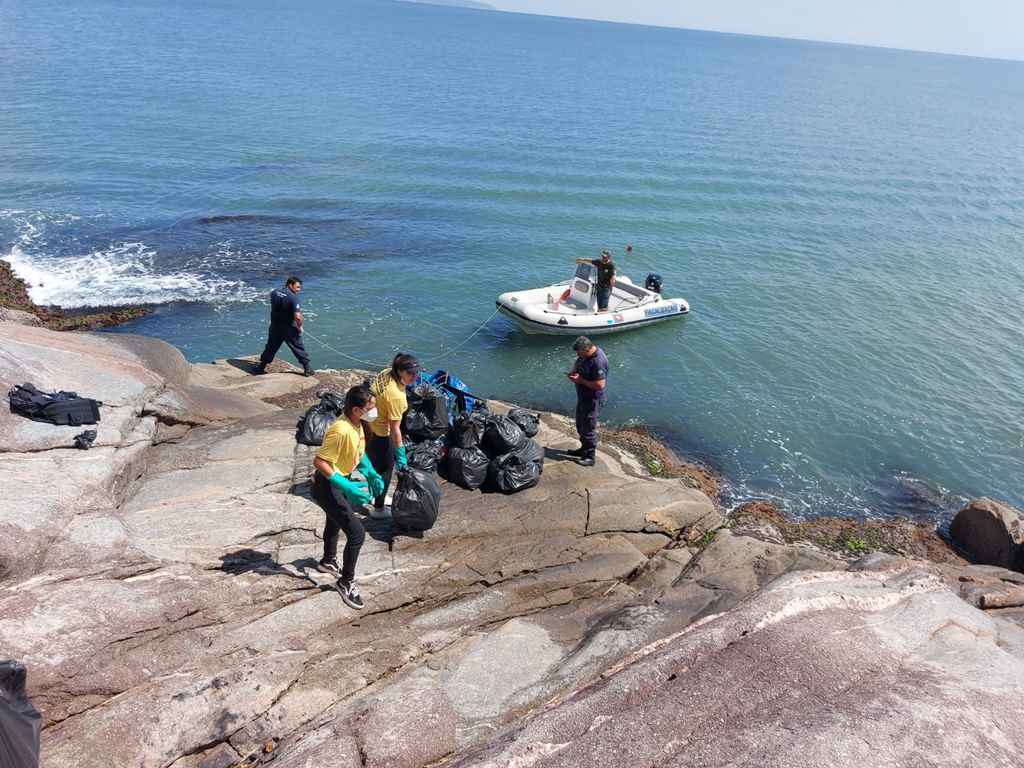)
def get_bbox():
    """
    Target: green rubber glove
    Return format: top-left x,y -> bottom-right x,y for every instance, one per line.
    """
357,454 -> 385,497
329,472 -> 371,506
394,444 -> 408,470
